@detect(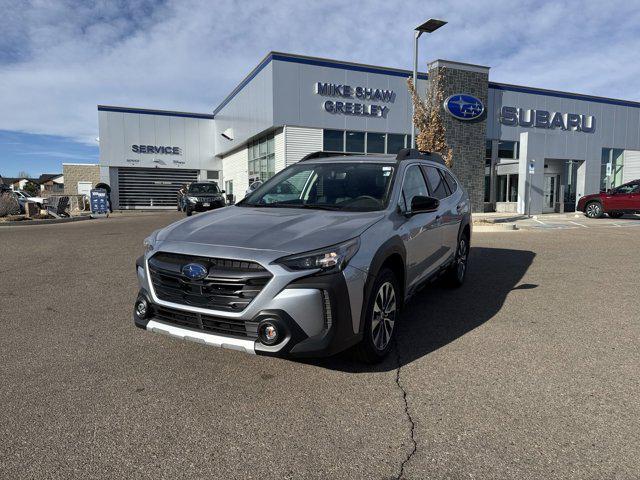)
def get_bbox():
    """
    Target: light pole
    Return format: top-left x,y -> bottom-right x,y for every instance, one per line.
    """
411,18 -> 447,149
